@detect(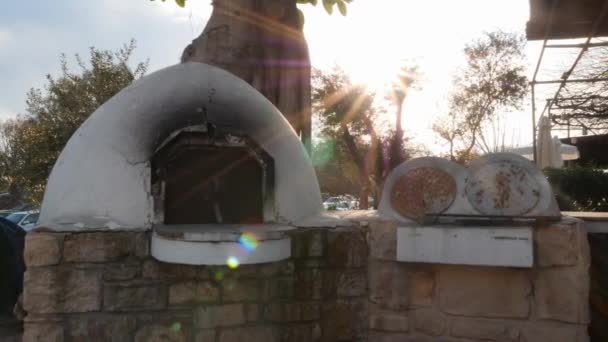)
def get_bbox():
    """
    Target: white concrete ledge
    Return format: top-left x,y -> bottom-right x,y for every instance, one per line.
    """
397,225 -> 533,268
151,232 -> 291,265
